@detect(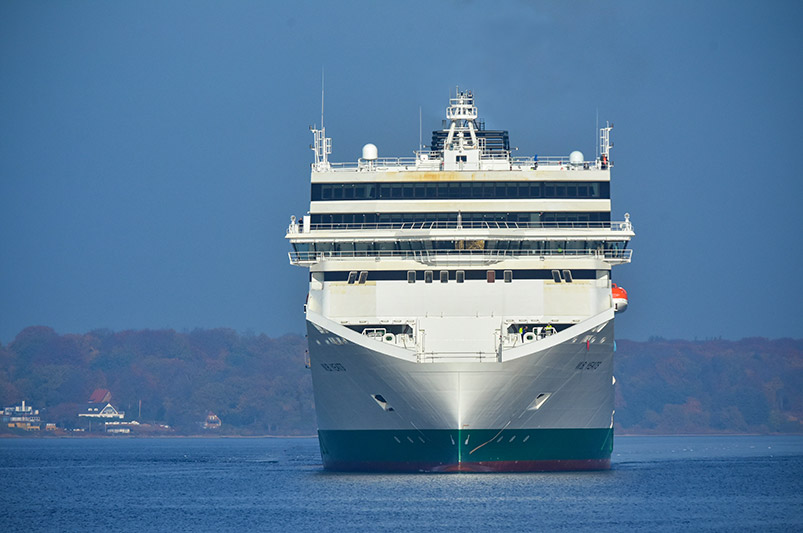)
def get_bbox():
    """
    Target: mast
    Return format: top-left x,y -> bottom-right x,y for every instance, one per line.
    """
599,121 -> 613,168
310,72 -> 331,171
444,87 -> 479,150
